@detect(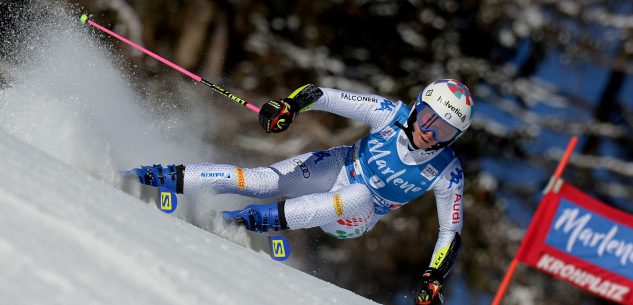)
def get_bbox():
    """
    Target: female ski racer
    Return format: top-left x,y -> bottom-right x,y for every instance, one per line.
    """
128,79 -> 474,305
